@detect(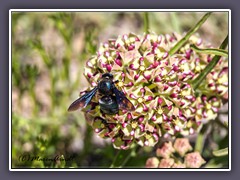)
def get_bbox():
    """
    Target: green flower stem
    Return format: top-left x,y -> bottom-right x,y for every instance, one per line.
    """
169,12 -> 212,56
195,122 -> 214,153
119,154 -> 132,168
110,145 -> 138,168
190,44 -> 228,57
195,131 -> 205,153
110,150 -> 121,168
119,147 -> 137,168
79,125 -> 93,165
192,35 -> 228,90
110,150 -> 132,168
143,12 -> 150,33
